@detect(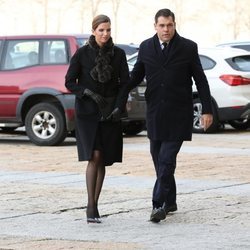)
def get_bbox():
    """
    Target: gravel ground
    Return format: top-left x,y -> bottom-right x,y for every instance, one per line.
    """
0,127 -> 249,249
